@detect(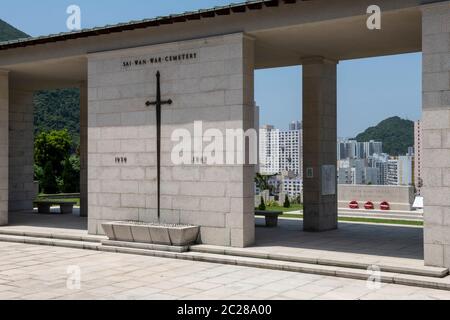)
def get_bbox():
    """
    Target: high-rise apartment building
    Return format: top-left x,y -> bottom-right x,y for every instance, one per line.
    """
338,158 -> 380,185
337,139 -> 383,160
362,140 -> 383,157
386,156 -> 413,186
259,122 -> 303,177
259,125 -> 279,175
